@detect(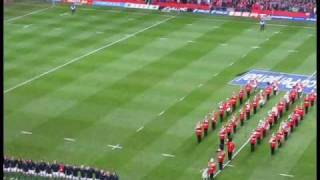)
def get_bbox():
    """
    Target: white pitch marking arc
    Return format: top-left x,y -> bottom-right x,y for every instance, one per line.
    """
21,131 -> 32,135
251,46 -> 260,49
4,16 -> 175,94
161,153 -> 175,158
107,144 -> 122,150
